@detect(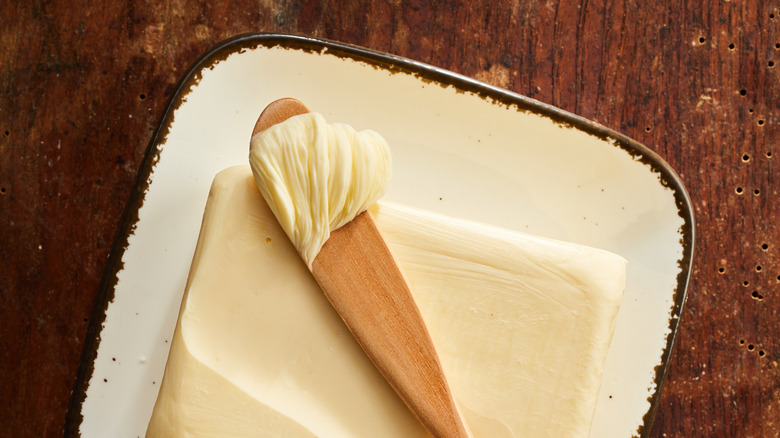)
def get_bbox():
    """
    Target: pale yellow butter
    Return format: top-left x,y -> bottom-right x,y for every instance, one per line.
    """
146,166 -> 625,437
249,112 -> 391,267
